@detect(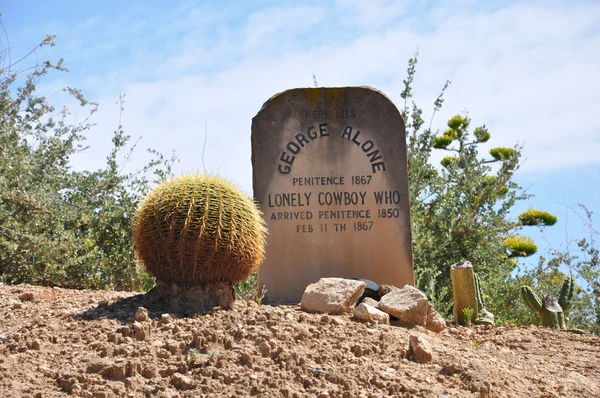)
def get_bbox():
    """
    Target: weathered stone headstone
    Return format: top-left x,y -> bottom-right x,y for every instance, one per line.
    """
252,87 -> 413,304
